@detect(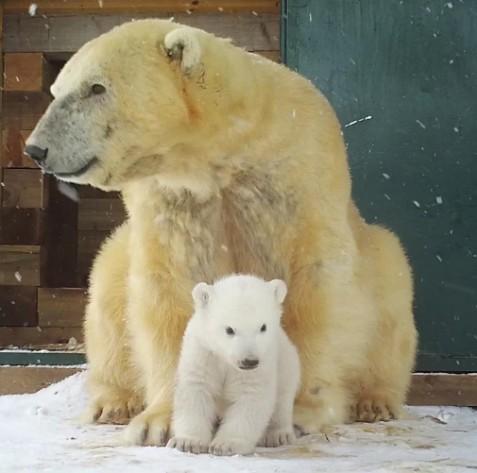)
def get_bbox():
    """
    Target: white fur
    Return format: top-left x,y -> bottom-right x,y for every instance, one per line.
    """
167,275 -> 300,456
